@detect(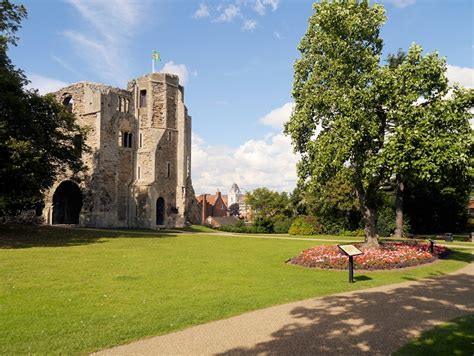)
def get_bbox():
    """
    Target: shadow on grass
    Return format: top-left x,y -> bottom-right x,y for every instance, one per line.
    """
394,314 -> 474,355
219,258 -> 474,355
0,225 -> 174,249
